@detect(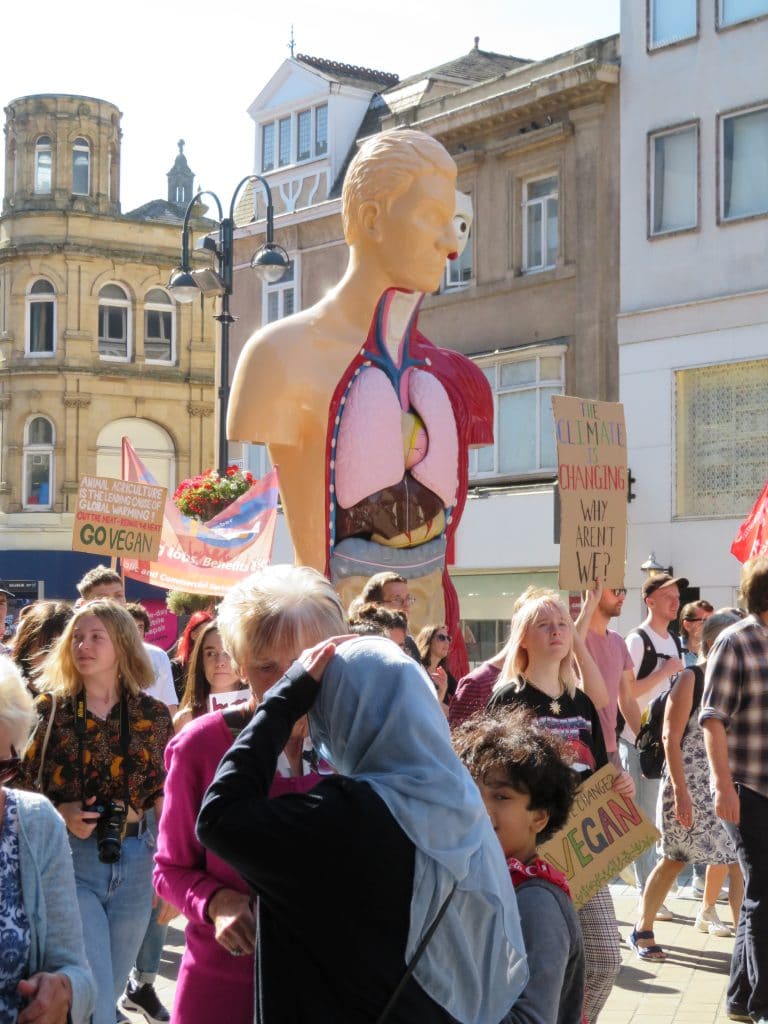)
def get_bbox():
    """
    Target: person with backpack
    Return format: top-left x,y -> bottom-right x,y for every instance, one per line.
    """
620,573 -> 686,901
628,610 -> 743,961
